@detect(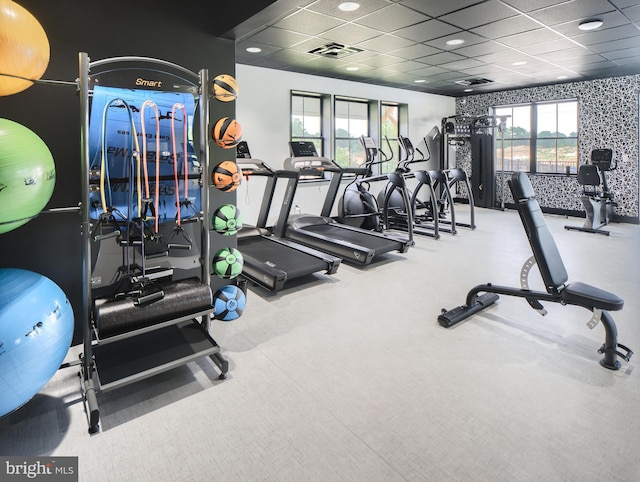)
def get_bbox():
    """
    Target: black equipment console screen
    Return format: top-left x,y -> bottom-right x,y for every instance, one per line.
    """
289,141 -> 318,157
591,148 -> 613,171
236,141 -> 251,159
